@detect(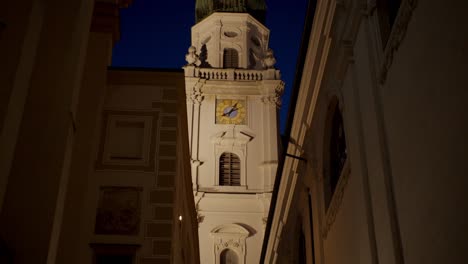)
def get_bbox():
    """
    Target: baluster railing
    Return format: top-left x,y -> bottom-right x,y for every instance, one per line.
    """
196,68 -> 264,81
